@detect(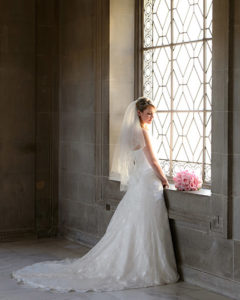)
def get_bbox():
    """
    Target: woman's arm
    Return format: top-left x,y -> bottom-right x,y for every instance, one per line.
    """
142,129 -> 169,188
